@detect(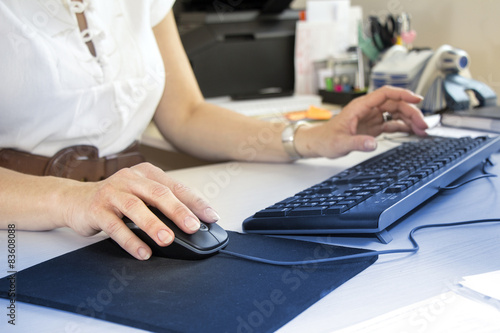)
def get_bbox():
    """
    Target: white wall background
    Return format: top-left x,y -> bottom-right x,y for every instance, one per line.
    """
292,0 -> 500,96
